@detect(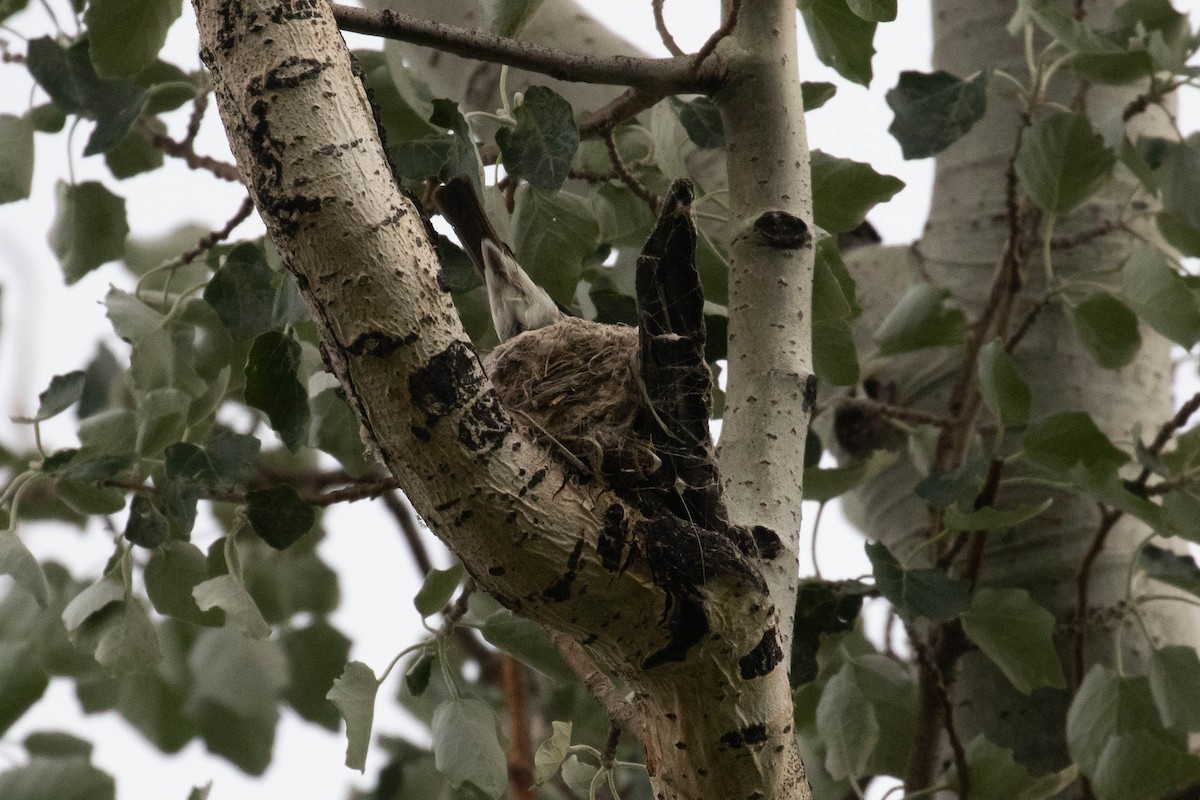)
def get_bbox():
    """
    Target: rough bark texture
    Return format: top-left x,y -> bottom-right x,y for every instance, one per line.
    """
842,0 -> 1200,779
193,1 -> 808,796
